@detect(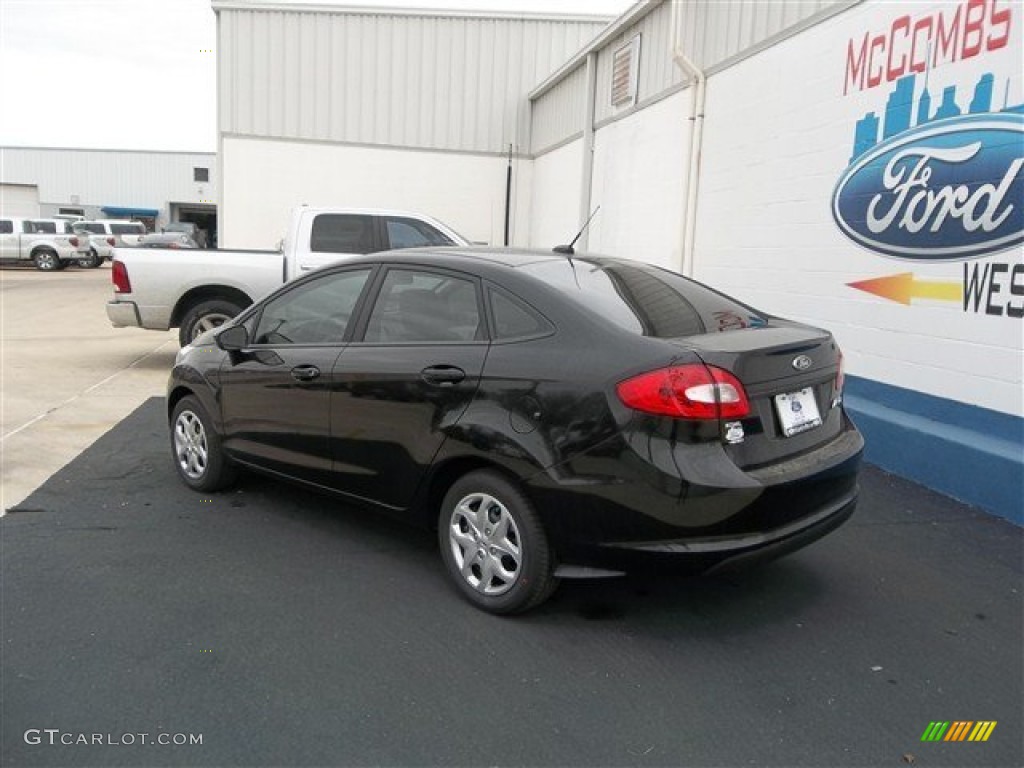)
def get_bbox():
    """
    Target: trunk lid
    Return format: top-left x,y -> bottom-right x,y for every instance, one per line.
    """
671,320 -> 843,468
